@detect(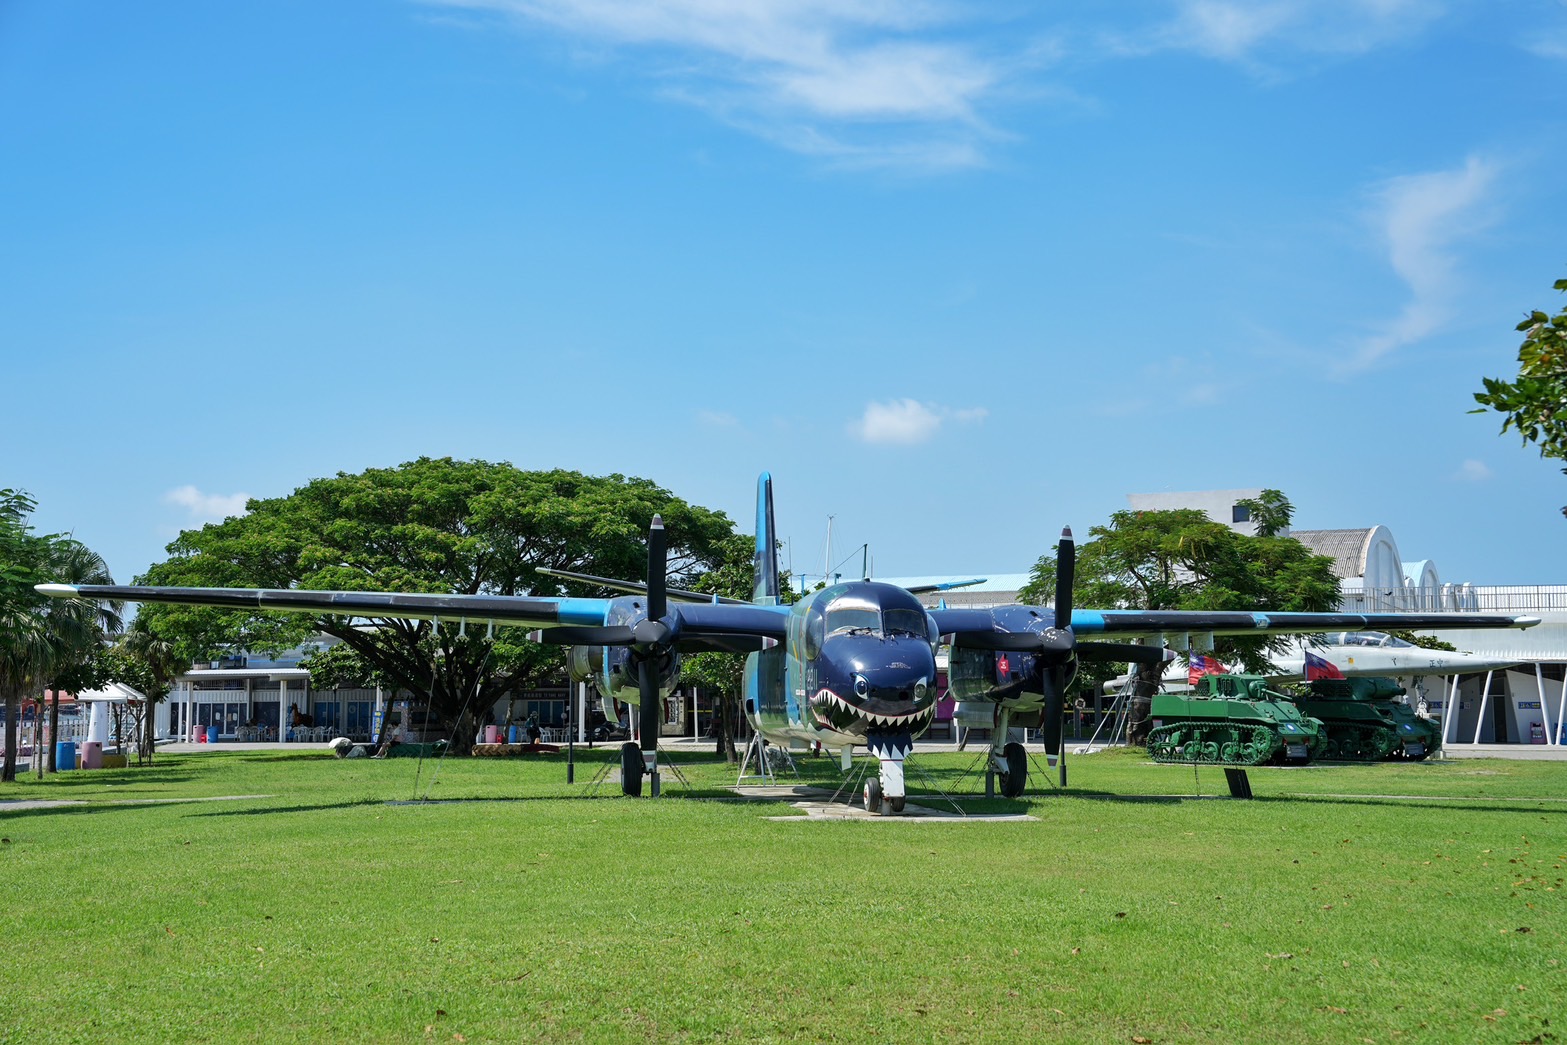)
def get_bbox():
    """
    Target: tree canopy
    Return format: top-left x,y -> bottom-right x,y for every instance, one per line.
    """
137,458 -> 738,750
1019,498 -> 1339,739
1474,276 -> 1567,519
